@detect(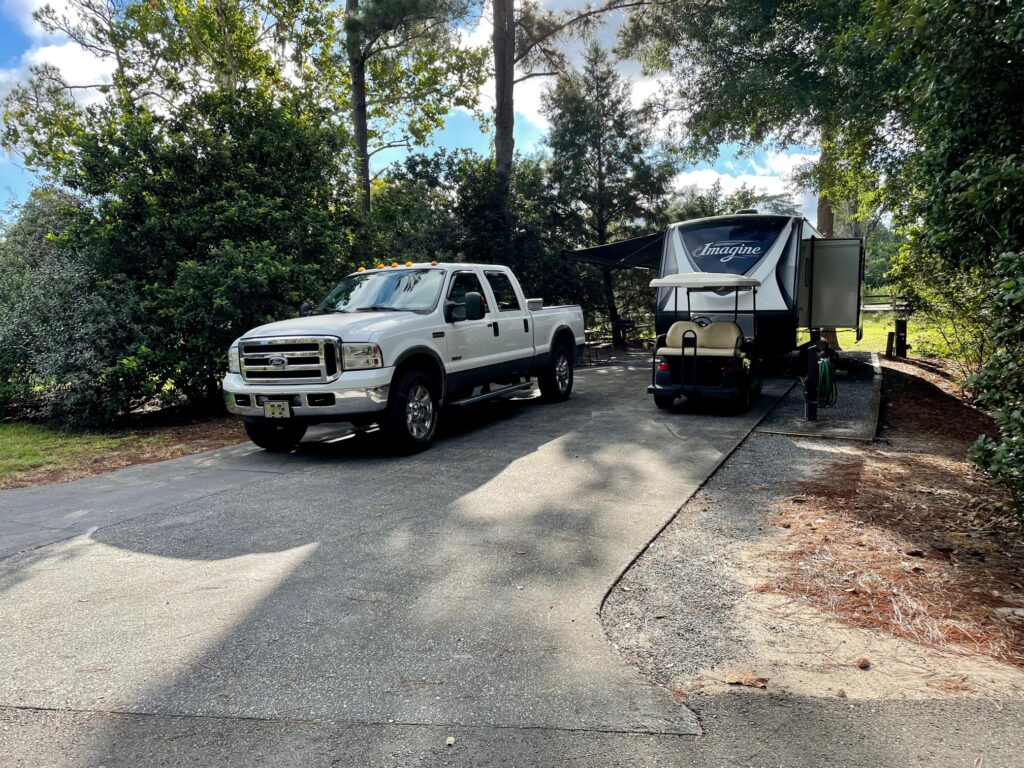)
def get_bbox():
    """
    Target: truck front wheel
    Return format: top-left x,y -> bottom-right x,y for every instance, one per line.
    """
244,420 -> 307,452
382,369 -> 440,452
538,345 -> 574,402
